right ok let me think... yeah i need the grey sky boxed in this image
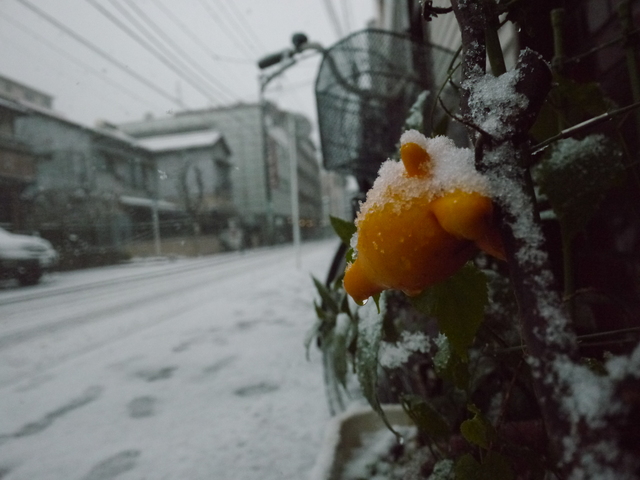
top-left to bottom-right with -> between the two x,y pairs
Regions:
0,0 -> 375,132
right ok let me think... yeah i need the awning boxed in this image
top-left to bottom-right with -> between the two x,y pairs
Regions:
119,195 -> 181,212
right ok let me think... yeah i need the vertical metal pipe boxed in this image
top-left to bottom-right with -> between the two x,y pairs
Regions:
288,113 -> 301,268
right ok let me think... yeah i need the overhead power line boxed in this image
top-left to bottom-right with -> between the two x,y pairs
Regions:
0,10 -> 158,110
118,0 -> 240,102
341,0 -> 353,33
153,0 -> 254,64
196,0 -> 258,59
14,0 -> 186,108
212,0 -> 264,54
0,29 -> 144,117
88,0 -> 225,105
321,0 -> 345,40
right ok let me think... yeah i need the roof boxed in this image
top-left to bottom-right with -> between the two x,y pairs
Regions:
0,95 -> 146,151
136,130 -> 223,153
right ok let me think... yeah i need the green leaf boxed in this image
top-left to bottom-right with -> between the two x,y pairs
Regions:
329,215 -> 356,246
583,356 -> 607,376
411,264 -> 488,359
432,111 -> 451,137
372,293 -> 381,313
460,404 -> 496,449
401,394 -> 450,440
339,291 -> 351,316
313,301 -> 332,323
535,134 -> 625,240
481,452 -> 514,480
454,454 -> 481,480
312,275 -> 340,315
433,335 -> 469,390
454,452 -> 514,480
345,247 -> 355,264
304,318 -> 322,360
356,301 -> 400,439
331,314 -> 351,387
430,459 -> 455,480
403,90 -> 429,132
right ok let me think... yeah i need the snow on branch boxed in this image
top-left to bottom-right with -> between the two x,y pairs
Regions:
451,1 -> 640,478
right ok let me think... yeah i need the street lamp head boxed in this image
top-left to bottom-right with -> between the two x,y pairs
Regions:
291,32 -> 308,51
257,50 -> 287,70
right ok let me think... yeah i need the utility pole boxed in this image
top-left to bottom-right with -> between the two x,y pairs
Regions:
152,168 -> 162,256
288,113 -> 301,268
257,33 -> 324,253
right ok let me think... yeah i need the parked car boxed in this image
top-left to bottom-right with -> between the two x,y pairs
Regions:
0,227 -> 58,285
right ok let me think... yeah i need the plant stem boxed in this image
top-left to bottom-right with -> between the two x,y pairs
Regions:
529,100 -> 640,157
617,0 -> 640,190
551,8 -> 566,75
551,8 -> 568,137
618,0 -> 640,125
484,8 -> 506,77
561,229 -> 576,324
451,1 -> 636,475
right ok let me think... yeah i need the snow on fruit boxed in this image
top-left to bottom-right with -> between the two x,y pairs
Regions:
343,130 -> 505,305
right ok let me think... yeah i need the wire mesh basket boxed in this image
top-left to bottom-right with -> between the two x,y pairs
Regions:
315,29 -> 456,185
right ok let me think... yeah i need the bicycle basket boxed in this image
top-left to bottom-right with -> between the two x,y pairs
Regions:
315,29 -> 452,184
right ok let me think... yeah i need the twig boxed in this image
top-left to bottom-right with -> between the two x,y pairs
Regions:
530,100 -> 640,157
562,28 -> 640,66
420,1 -> 453,21
429,62 -> 461,133
496,359 -> 524,430
438,97 -> 493,140
577,327 -> 640,341
496,327 -> 640,353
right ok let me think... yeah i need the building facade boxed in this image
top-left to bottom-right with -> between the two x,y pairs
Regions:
136,129 -> 235,238
118,102 -> 324,245
0,71 -> 246,263
12,108 -> 160,253
0,98 -> 36,230
0,73 -> 53,110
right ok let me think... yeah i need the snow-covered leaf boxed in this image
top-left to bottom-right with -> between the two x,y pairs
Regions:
356,300 -> 400,438
403,90 -> 430,132
536,134 -> 624,240
433,335 -> 469,390
331,313 -> 351,387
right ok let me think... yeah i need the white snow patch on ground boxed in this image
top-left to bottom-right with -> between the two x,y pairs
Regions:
0,240 -> 338,480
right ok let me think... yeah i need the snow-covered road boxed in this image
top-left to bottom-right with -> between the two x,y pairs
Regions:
0,240 -> 340,480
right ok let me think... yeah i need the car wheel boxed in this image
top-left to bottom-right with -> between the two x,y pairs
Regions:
17,267 -> 42,286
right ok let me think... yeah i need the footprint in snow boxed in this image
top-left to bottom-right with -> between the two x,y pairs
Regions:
234,382 -> 279,397
81,450 -> 140,480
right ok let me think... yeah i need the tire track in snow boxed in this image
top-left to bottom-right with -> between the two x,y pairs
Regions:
0,249 -> 293,351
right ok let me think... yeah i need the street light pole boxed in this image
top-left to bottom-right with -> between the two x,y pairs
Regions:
258,53 -> 296,246
257,33 -> 324,255
152,166 -> 162,256
287,113 -> 301,268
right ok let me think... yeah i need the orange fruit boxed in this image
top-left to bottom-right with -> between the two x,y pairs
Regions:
343,132 -> 504,305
